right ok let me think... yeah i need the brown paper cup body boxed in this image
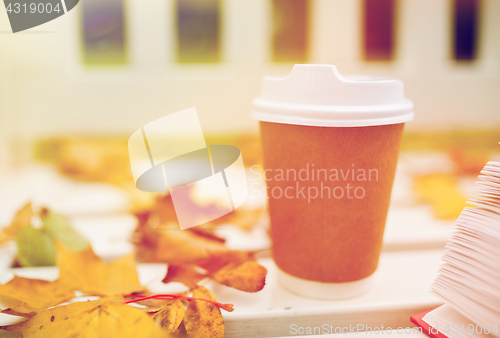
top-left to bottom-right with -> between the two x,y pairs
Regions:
260,121 -> 404,283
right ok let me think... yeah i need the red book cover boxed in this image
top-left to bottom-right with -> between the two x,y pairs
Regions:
411,308 -> 449,338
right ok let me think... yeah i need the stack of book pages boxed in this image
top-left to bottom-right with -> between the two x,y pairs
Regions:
424,161 -> 500,338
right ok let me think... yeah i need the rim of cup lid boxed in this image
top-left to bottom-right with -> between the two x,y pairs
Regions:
276,267 -> 373,300
252,64 -> 414,128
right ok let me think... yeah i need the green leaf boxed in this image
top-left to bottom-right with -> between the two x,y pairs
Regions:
41,211 -> 88,251
16,227 -> 56,267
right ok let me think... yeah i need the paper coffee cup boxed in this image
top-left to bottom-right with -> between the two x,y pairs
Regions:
252,65 -> 413,299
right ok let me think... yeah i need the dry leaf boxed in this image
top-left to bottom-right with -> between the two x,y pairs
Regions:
5,204 -> 88,267
57,244 -> 144,296
1,303 -> 37,318
9,203 -> 33,231
413,174 -> 467,219
0,276 -> 74,310
42,137 -> 132,185
125,293 -> 233,313
160,250 -> 267,293
153,300 -> 185,333
162,264 -> 207,287
184,286 -> 224,338
0,329 -> 22,338
134,225 -> 227,264
212,261 -> 267,293
134,296 -> 177,314
153,195 -> 182,225
0,203 -> 33,245
195,251 -> 256,274
3,300 -> 166,338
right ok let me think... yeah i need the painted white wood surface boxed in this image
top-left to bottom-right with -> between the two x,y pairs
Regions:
221,251 -> 443,337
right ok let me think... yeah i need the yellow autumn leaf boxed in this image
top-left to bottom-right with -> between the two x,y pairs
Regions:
0,276 -> 74,310
0,203 -> 33,244
184,286 -> 224,338
57,243 -> 144,296
134,296 -> 177,314
153,300 -> 185,333
3,300 -> 167,338
0,329 -> 22,338
413,174 -> 467,219
212,261 -> 267,292
10,203 -> 33,230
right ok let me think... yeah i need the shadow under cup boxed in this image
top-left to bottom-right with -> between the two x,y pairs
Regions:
260,121 -> 405,299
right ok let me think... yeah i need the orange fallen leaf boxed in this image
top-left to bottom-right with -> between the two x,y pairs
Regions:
134,224 -> 227,264
183,286 -> 224,338
212,261 -> 267,293
162,264 -> 207,287
3,299 -> 166,338
195,251 -> 256,274
160,251 -> 267,293
0,276 -> 74,310
57,243 -> 144,296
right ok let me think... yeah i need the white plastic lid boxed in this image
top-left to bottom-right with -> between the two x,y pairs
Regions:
252,64 -> 414,127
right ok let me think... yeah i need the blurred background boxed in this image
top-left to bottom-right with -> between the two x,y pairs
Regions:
0,0 -> 499,261
0,0 -> 499,164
